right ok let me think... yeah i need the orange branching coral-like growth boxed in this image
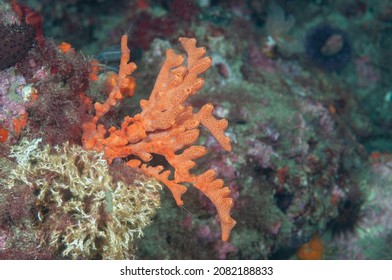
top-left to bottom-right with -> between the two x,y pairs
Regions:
82,34 -> 236,241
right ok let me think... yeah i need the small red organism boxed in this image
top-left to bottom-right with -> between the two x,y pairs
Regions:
12,111 -> 29,136
58,42 -> 75,54
0,126 -> 9,143
276,166 -> 289,185
11,0 -> 44,46
137,0 -> 149,10
88,59 -> 100,81
297,235 -> 324,260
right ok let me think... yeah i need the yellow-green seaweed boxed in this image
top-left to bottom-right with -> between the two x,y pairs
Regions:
5,139 -> 162,259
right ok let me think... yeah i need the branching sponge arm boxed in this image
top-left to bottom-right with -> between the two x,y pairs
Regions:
82,34 -> 236,241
